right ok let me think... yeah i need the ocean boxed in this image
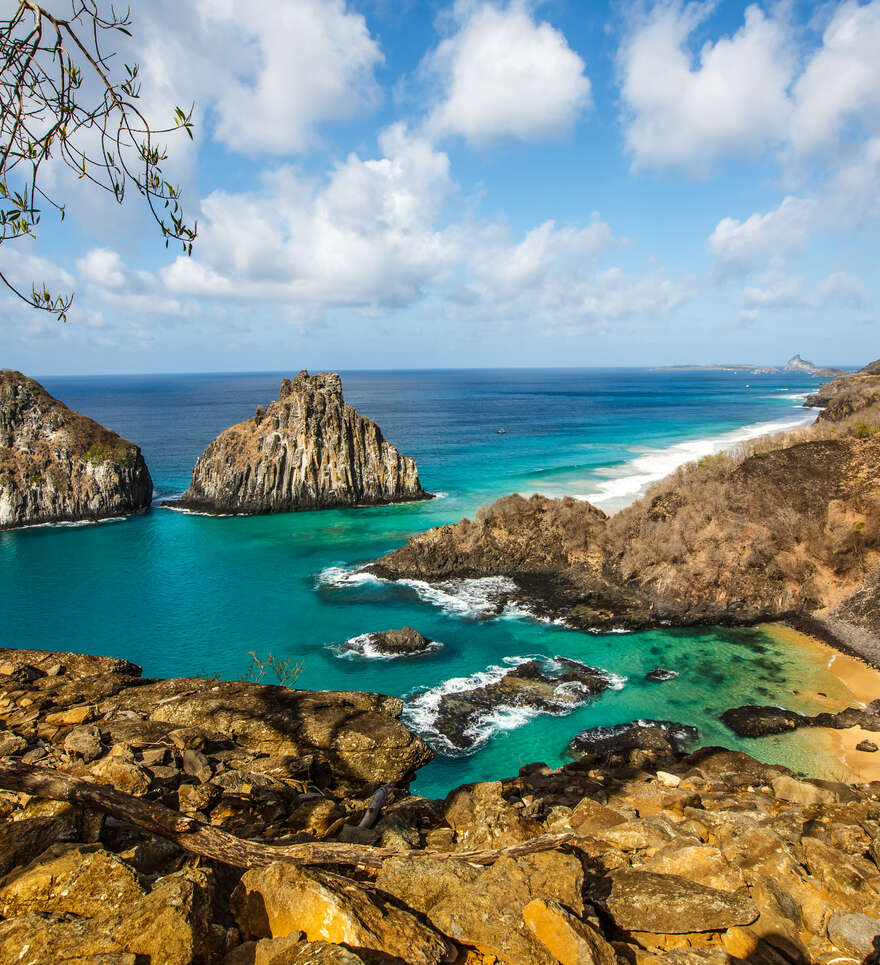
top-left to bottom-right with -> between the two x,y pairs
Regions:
1,368 -> 849,796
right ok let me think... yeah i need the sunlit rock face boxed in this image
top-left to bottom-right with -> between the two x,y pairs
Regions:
170,371 -> 430,515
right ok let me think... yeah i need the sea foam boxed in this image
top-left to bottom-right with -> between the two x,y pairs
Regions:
576,410 -> 817,511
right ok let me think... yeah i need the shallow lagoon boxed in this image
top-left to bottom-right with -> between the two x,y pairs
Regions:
2,368 -> 840,796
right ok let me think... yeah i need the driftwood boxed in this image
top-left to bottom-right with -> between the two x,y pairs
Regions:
0,761 -> 572,870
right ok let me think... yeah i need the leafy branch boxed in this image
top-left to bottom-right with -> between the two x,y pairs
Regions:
0,1 -> 197,320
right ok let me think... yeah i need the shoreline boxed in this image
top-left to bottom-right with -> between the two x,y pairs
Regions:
763,622 -> 880,784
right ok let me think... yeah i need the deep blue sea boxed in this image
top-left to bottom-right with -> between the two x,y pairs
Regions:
1,368 -> 850,795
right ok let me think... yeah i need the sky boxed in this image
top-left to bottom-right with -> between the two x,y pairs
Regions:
2,0 -> 878,375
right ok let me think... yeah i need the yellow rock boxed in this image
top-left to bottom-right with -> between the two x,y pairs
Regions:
44,704 -> 95,726
523,898 -> 617,965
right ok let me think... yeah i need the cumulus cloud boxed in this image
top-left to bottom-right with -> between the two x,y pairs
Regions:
77,249 -> 126,289
790,0 -> 880,156
619,2 -> 794,171
708,196 -> 818,275
135,0 -> 383,156
424,1 -> 591,145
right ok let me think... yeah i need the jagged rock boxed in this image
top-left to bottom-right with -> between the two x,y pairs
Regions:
593,870 -> 759,934
231,862 -> 452,965
645,667 -> 679,682
0,369 -> 153,529
857,739 -> 879,752
0,843 -> 144,918
569,720 -> 698,759
431,658 -> 613,752
374,854 -> 483,916
167,371 -> 429,515
63,725 -> 104,762
720,702 -> 880,737
522,898 -> 618,965
636,844 -> 746,893
0,814 -> 77,877
443,779 -> 542,849
428,852 -> 583,965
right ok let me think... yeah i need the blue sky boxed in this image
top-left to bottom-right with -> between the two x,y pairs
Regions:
2,0 -> 878,374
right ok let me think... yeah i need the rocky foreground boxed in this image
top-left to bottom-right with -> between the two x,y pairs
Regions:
0,370 -> 153,529
373,360 -> 880,653
167,372 -> 429,515
1,648 -> 880,963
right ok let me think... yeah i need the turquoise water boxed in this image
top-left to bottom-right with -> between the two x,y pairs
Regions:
1,369 -> 842,795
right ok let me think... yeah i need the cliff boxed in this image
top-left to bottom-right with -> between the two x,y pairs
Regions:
0,648 -> 878,964
375,366 -> 880,645
0,370 -> 153,530
806,359 -> 880,422
168,371 -> 430,515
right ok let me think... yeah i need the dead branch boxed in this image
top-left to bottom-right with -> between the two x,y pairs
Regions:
0,761 -> 573,870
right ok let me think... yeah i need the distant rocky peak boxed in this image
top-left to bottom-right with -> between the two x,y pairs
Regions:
784,354 -> 815,371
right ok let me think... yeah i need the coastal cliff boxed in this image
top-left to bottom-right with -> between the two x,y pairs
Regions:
168,371 -> 429,515
375,362 -> 880,646
0,370 -> 153,530
0,648 -> 878,964
805,358 -> 880,422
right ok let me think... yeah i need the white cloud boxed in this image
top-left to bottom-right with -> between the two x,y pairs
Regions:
77,249 -> 126,289
741,270 -> 865,311
790,0 -> 880,155
425,1 -> 591,145
135,0 -> 383,156
161,124 -> 459,312
708,196 -> 818,275
619,2 -> 794,171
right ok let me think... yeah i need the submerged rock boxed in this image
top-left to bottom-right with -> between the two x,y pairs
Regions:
0,370 -> 153,529
167,371 -> 430,515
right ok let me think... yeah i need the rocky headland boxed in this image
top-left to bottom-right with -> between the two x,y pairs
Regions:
372,361 -> 880,659
1,647 -> 880,963
167,372 -> 430,515
0,370 -> 153,529
805,358 -> 880,423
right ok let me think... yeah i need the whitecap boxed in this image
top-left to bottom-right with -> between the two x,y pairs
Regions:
403,655 -> 626,756
315,565 -> 381,589
394,575 -> 517,618
574,410 -> 817,511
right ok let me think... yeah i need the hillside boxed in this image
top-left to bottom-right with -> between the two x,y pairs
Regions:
376,364 -> 880,651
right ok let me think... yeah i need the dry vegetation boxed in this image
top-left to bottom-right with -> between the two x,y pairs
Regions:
379,372 -> 880,630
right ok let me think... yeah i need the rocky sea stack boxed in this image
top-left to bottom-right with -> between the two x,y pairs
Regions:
0,370 -> 153,530
168,371 -> 430,515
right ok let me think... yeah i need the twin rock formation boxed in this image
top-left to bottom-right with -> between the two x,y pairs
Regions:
169,371 -> 429,515
0,369 -> 427,529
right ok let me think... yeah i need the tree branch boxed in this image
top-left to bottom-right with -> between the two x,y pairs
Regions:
0,761 -> 573,871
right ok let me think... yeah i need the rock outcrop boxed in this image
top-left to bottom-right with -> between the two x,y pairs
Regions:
783,354 -> 845,378
0,370 -> 153,529
1,652 -> 880,964
167,371 -> 429,515
374,369 -> 880,649
720,700 -> 880,738
339,626 -> 440,658
805,358 -> 880,421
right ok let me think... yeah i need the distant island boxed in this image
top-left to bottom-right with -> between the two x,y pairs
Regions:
657,354 -> 847,378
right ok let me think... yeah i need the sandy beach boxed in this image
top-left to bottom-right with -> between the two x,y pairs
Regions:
766,623 -> 880,783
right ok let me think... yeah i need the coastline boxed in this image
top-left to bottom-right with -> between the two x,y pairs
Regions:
762,622 -> 880,783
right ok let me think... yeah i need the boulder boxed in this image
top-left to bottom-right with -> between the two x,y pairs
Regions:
443,779 -> 542,849
231,862 -> 451,965
0,843 -> 144,918
224,940 -> 368,965
569,720 -> 698,758
341,627 -> 439,658
374,854 -> 482,916
594,870 -> 759,934
428,852 -> 583,965
522,898 -> 618,965
63,725 -> 104,762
